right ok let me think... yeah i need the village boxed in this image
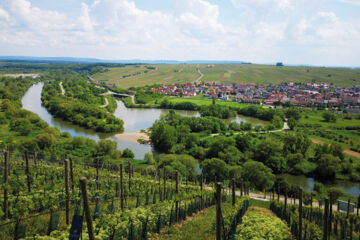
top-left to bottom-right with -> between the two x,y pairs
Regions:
145,81 -> 360,106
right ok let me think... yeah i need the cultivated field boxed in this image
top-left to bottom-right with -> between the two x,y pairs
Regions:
92,64 -> 360,88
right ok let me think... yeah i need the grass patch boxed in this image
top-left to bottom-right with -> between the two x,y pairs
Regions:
249,199 -> 270,209
153,205 -> 217,240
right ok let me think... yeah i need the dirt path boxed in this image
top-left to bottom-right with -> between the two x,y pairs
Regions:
310,138 -> 360,159
59,82 -> 65,95
99,97 -> 109,108
212,121 -> 289,137
193,68 -> 203,83
151,206 -> 216,240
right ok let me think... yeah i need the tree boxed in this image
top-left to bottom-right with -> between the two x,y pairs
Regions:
150,121 -> 178,152
322,111 -> 336,122
95,139 -> 117,157
283,133 -> 311,155
242,161 -> 274,191
159,154 -> 198,179
207,136 -> 236,158
10,118 -> 32,136
235,135 -> 251,152
271,115 -> 284,129
285,109 -> 301,120
35,133 -> 57,149
122,148 -> 135,159
287,117 -> 298,130
201,158 -> 228,182
254,138 -> 284,172
317,154 -> 341,180
144,153 -> 154,164
219,146 -> 243,165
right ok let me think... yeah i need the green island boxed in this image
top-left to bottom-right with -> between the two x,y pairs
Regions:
1,61 -> 360,240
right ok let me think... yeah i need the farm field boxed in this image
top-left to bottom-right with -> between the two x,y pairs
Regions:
92,64 -> 200,89
92,64 -> 360,88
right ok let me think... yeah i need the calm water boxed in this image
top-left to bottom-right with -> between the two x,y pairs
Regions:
279,174 -> 360,197
22,82 -> 152,160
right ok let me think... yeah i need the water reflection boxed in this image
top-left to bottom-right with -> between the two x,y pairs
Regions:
279,174 -> 360,197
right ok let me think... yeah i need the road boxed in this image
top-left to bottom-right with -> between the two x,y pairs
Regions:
206,186 -> 354,213
193,68 -> 203,83
59,82 -> 65,95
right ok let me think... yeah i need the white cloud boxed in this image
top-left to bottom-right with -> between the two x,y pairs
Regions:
340,0 -> 360,5
0,0 -> 359,66
231,0 -> 293,11
0,5 -> 9,21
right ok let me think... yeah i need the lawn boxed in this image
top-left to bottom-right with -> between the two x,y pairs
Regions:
93,64 -> 360,89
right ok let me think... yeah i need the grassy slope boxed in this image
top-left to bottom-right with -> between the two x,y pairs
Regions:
93,64 -> 199,89
297,110 -> 360,152
93,64 -> 360,88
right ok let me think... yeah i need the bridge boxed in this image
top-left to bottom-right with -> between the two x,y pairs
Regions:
101,90 -> 136,104
101,91 -> 132,98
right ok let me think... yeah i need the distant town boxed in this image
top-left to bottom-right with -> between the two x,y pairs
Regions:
139,82 -> 360,106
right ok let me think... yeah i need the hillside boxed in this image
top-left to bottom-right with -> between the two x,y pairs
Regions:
92,64 -> 360,88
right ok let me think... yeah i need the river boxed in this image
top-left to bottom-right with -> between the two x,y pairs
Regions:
22,82 -> 264,160
22,82 -> 360,196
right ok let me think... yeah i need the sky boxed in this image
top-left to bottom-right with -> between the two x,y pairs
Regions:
0,0 -> 359,66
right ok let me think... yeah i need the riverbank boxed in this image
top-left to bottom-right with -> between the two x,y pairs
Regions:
114,130 -> 150,144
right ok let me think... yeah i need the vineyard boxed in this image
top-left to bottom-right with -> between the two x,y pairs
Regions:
0,151 -> 251,240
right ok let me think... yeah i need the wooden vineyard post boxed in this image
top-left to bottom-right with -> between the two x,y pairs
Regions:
277,185 -> 280,201
25,151 -> 31,192
158,169 -> 162,201
120,163 -> 124,211
96,159 -> 99,190
64,159 -> 70,225
3,151 -> 8,220
200,174 -> 203,209
163,168 -> 166,201
216,183 -> 222,240
299,188 -> 303,240
69,158 -> 74,190
284,187 -> 288,212
323,198 -> 329,240
357,195 -> 360,216
232,178 -> 236,206
80,178 -> 95,240
175,171 -> 179,223
128,161 -> 131,191
347,198 -> 351,218
329,193 -> 333,239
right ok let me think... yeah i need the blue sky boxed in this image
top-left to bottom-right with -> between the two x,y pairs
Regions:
0,0 -> 359,66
